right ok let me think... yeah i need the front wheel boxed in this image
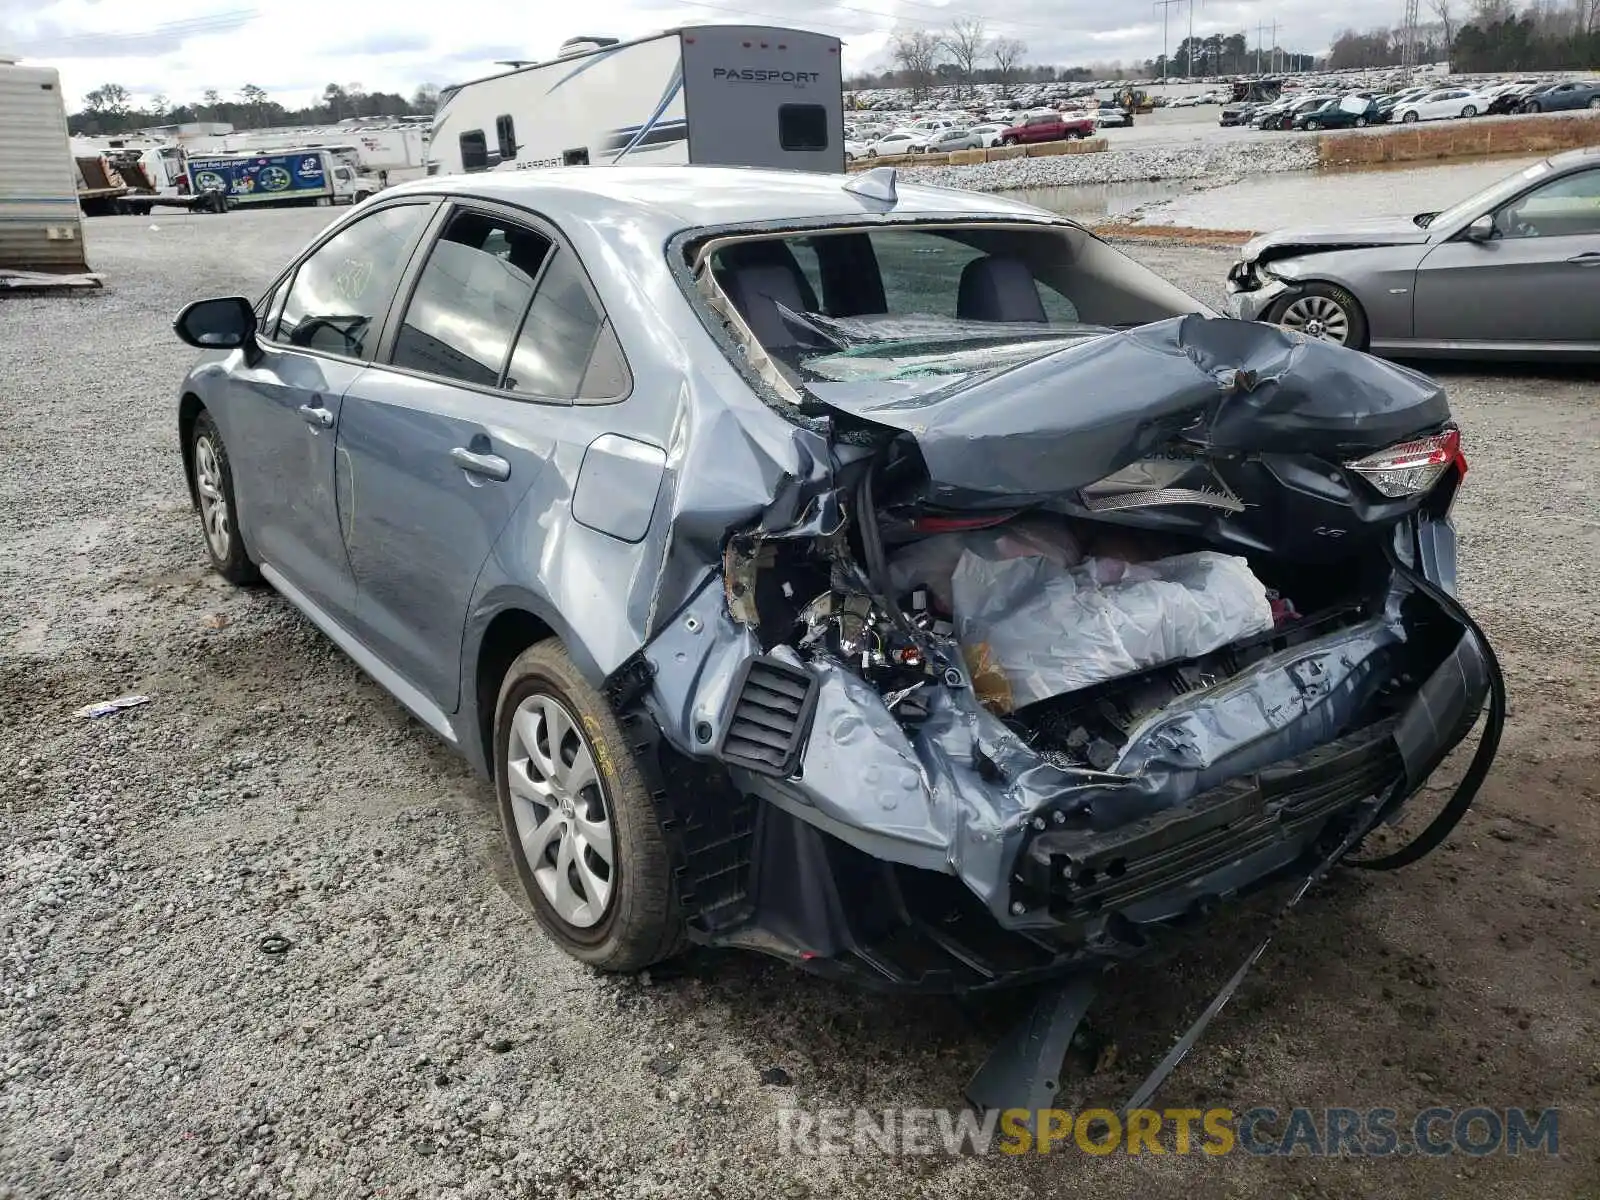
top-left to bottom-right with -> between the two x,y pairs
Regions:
1588,97 -> 1600,110
866,148 -> 878,158
1304,120 -> 1320,131
1355,116 -> 1369,127
1461,105 -> 1478,118
495,640 -> 685,972
1402,110 -> 1420,124
1272,282 -> 1369,351
190,410 -> 260,585
1002,136 -> 1019,146
1523,102 -> 1541,114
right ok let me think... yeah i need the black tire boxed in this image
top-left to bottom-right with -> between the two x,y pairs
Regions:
1523,102 -> 1540,114
189,410 -> 260,585
1002,136 -> 1018,146
1355,116 -> 1369,127
494,640 -> 685,972
1305,120 -> 1320,131
866,148 -> 878,158
1271,281 -> 1370,352
1588,97 -> 1600,110
1402,110 -> 1420,123
1462,105 -> 1478,118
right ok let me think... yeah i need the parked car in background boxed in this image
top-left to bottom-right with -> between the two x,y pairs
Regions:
171,165 -> 1500,995
1228,147 -> 1600,359
970,122 -> 1008,147
1258,95 -> 1335,130
1000,111 -> 1096,144
866,131 -> 919,157
1522,79 -> 1600,112
1092,105 -> 1133,128
913,127 -> 985,154
1293,96 -> 1381,130
844,139 -> 868,163
1393,88 -> 1486,123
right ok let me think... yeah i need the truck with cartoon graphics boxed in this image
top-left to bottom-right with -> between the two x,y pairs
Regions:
185,149 -> 377,207
426,26 -> 844,177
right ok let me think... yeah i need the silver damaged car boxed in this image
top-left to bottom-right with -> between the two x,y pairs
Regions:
174,166 -> 1501,1009
1228,147 -> 1600,359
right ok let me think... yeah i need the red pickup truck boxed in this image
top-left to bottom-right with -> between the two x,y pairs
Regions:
1000,112 -> 1096,145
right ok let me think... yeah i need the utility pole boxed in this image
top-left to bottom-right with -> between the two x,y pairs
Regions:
1187,0 -> 1197,81
1271,18 -> 1280,74
1155,0 -> 1183,82
1401,0 -> 1422,81
1256,20 -> 1264,75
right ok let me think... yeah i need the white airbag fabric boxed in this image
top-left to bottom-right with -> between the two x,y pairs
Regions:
951,550 -> 1275,711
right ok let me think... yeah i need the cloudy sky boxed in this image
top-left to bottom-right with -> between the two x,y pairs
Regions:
3,0 -> 1390,110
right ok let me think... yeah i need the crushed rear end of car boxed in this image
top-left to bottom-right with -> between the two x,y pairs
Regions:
603,219 -> 1500,996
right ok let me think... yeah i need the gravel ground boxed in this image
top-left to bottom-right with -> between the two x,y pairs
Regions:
2,208 -> 1598,1200
900,138 -> 1321,192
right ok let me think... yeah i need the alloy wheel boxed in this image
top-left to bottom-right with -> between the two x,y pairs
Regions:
193,435 -> 231,561
1279,295 -> 1351,344
506,693 -> 614,929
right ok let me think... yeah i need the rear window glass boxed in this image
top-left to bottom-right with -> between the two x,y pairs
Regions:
779,104 -> 828,152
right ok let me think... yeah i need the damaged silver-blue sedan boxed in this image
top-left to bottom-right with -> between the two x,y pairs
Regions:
173,167 -> 1501,1016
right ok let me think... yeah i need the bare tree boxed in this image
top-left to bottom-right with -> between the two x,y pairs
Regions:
1429,0 -> 1457,51
941,18 -> 988,95
890,27 -> 943,100
991,37 -> 1027,93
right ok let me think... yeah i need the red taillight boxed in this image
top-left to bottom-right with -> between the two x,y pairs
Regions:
1344,428 -> 1463,497
909,512 -> 1017,533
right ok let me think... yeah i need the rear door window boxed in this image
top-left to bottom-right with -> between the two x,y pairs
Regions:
504,249 -> 611,401
390,211 -> 552,387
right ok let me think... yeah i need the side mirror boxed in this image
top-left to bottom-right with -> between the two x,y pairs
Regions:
174,296 -> 256,349
1465,214 -> 1496,242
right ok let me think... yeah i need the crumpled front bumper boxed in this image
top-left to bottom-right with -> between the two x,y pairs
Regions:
1226,261 -> 1295,323
620,517 -> 1495,992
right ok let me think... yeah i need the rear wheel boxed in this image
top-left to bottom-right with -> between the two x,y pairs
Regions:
1589,97 -> 1600,110
1461,105 -> 1478,118
1304,119 -> 1320,131
1272,283 -> 1369,351
1355,116 -> 1370,127
1002,136 -> 1018,146
494,640 -> 684,972
1523,102 -> 1541,114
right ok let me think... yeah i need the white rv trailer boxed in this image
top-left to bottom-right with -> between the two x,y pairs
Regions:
428,26 -> 844,176
0,59 -> 93,285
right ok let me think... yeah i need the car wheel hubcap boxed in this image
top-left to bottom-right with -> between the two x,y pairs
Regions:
506,693 -> 614,929
1280,296 -> 1350,344
194,436 -> 230,559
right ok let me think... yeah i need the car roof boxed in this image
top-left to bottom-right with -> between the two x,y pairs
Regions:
383,166 -> 1065,237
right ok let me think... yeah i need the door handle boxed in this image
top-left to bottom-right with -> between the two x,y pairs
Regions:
451,446 -> 510,481
298,403 -> 334,429
1567,252 -> 1600,266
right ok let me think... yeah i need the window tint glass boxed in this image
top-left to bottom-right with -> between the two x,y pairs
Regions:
460,130 -> 488,172
1501,169 -> 1600,238
578,321 -> 631,402
392,211 -> 551,386
275,204 -> 430,358
505,249 -> 603,399
779,104 -> 828,151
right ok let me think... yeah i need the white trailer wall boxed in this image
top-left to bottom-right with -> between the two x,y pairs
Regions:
0,61 -> 89,274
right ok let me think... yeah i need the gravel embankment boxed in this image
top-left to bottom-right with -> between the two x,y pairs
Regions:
900,139 -> 1321,191
2,209 -> 1597,1200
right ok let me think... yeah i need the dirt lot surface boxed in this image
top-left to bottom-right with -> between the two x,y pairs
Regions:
2,208 -> 1597,1199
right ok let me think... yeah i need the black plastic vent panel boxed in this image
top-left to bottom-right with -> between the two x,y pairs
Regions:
718,656 -> 819,777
